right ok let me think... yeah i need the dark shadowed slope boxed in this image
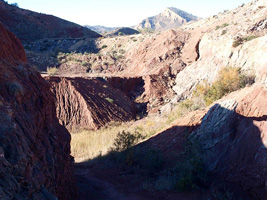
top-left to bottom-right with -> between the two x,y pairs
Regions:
0,1 -> 101,43
105,27 -> 140,37
0,22 -> 76,200
85,25 -> 117,34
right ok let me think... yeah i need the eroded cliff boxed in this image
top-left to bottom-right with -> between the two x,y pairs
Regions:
46,77 -> 136,131
0,23 -> 76,200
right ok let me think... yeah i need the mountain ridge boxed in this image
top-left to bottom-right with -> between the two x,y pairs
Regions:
135,7 -> 198,31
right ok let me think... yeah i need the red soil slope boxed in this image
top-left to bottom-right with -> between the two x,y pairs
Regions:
46,77 -> 136,131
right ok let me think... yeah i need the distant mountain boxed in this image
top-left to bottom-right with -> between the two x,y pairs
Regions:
0,1 -> 101,43
104,27 -> 139,37
85,25 -> 117,34
135,7 -> 198,31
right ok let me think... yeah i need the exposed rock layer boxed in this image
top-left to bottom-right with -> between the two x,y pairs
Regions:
192,86 -> 267,200
0,23 -> 75,200
46,77 -> 136,131
125,30 -> 189,76
145,85 -> 267,199
0,22 -> 27,63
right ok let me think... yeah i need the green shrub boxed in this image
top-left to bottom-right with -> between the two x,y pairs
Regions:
81,62 -> 91,68
233,35 -> 258,47
216,23 -> 229,30
221,30 -> 227,35
101,45 -> 108,49
47,67 -> 58,76
222,23 -> 229,28
194,67 -> 255,105
109,130 -> 143,152
105,97 -> 114,103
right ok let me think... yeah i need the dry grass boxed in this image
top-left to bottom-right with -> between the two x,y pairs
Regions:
71,100 -> 198,163
47,67 -> 58,76
71,117 -> 166,162
71,124 -> 124,163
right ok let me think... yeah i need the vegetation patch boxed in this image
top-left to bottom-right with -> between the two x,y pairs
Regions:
90,129 -> 207,193
105,97 -> 114,103
47,67 -> 58,76
215,23 -> 229,30
101,45 -> 108,49
232,35 -> 258,47
108,130 -> 144,152
193,67 -> 255,105
221,30 -> 227,35
92,130 -> 163,172
71,97 -> 204,162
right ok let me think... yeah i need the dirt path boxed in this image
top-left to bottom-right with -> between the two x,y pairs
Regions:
75,166 -> 146,200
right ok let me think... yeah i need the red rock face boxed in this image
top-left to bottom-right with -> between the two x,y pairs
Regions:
106,77 -> 145,100
0,23 -> 75,199
121,30 -> 188,113
125,30 -> 189,76
46,77 -> 136,131
0,22 -> 27,63
106,73 -> 177,114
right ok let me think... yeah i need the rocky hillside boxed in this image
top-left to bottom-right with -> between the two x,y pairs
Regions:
0,1 -> 101,43
0,23 -> 76,199
53,29 -> 191,114
172,0 -> 267,102
143,85 -> 267,199
104,27 -> 140,37
135,7 -> 198,31
46,77 -> 136,131
85,25 -> 117,34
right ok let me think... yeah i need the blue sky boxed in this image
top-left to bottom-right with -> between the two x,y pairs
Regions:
7,0 -> 252,27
